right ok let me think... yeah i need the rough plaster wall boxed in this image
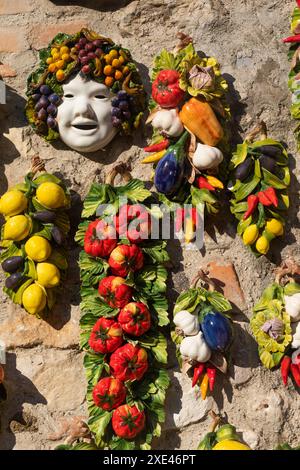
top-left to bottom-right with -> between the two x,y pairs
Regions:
0,0 -> 299,450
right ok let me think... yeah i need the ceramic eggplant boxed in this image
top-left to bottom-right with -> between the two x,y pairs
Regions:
200,310 -> 232,352
154,131 -> 189,195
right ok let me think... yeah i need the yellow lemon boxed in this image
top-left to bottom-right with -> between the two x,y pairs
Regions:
22,283 -> 47,315
213,440 -> 251,451
266,219 -> 284,237
256,236 -> 269,255
25,236 -> 52,262
3,215 -> 31,241
36,182 -> 65,209
0,190 -> 28,216
242,224 -> 259,245
36,262 -> 60,288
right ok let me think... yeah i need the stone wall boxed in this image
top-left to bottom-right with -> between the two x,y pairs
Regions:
0,0 -> 299,450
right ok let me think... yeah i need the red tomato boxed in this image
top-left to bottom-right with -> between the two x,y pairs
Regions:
112,404 -> 145,439
92,377 -> 126,411
88,317 -> 123,354
109,343 -> 148,382
84,219 -> 117,258
98,276 -> 133,309
152,69 -> 185,108
118,302 -> 151,336
108,244 -> 144,277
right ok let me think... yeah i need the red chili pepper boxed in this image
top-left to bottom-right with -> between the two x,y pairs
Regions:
282,34 -> 300,43
192,363 -> 205,388
243,194 -> 259,220
144,139 -> 170,153
257,191 -> 272,206
280,356 -> 291,387
297,0 -> 300,8
190,207 -> 199,227
197,176 -> 215,191
206,366 -> 216,392
175,207 -> 185,232
264,187 -> 278,207
290,363 -> 300,387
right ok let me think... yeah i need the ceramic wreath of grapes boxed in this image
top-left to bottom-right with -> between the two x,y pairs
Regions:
25,29 -> 146,153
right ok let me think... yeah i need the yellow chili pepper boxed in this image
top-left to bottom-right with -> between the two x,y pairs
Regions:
200,373 -> 209,400
184,217 -> 195,243
206,175 -> 224,189
141,150 -> 166,164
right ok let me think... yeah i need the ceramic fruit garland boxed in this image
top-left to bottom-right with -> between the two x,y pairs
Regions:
197,411 -> 251,450
283,0 -> 300,148
0,158 -> 70,317
172,268 -> 233,400
250,259 -> 300,389
25,28 -> 145,142
143,33 -> 230,243
229,122 -> 290,256
75,167 -> 170,450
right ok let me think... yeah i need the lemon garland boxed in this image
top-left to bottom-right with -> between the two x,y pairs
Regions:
0,164 -> 70,317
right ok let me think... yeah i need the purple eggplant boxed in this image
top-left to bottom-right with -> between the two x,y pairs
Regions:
235,158 -> 253,181
253,145 -> 281,159
5,272 -> 24,290
51,226 -> 64,245
200,310 -> 232,352
2,256 -> 24,273
258,154 -> 276,173
154,131 -> 189,196
33,210 -> 56,223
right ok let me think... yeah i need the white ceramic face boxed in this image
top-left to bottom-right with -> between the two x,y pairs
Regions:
56,73 -> 118,152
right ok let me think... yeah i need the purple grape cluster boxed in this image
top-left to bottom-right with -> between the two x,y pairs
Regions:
111,90 -> 133,128
32,85 -> 60,129
74,37 -> 103,75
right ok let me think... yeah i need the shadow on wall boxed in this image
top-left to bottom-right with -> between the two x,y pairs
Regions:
0,85 -> 27,193
0,353 -> 47,450
50,0 -> 133,12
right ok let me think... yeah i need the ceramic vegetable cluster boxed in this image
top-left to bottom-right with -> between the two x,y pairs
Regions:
197,411 -> 251,451
250,259 -> 300,389
25,28 -> 145,144
0,158 -> 70,317
284,0 -> 300,148
171,269 -> 233,400
75,173 -> 170,450
143,33 -> 230,243
229,123 -> 289,256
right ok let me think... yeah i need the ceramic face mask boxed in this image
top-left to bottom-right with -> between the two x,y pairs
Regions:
56,73 -> 117,152
25,29 -> 145,152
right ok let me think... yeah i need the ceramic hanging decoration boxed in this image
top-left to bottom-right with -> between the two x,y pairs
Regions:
74,167 -> 170,450
283,0 -> 300,149
229,122 -> 290,256
25,29 -> 146,152
0,158 -> 70,317
172,268 -> 234,401
197,411 -> 251,450
250,259 -> 300,389
143,33 -> 230,244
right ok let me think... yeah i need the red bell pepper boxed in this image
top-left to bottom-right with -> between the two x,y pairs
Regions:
192,363 -> 205,387
243,194 -> 259,220
144,139 -> 170,153
197,176 -> 215,191
290,363 -> 300,387
280,356 -> 291,387
206,366 -> 217,392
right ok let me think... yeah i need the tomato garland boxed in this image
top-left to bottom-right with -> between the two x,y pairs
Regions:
75,177 -> 170,450
0,158 -> 70,317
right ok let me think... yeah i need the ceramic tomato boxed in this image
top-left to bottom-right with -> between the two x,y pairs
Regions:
92,377 -> 126,411
98,276 -> 133,309
112,404 -> 145,439
152,69 -> 184,108
88,317 -> 123,354
84,219 -> 117,258
118,302 -> 151,336
114,204 -> 151,243
109,343 -> 148,381
108,244 -> 144,277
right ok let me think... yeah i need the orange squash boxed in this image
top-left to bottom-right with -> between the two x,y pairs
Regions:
179,97 -> 224,146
